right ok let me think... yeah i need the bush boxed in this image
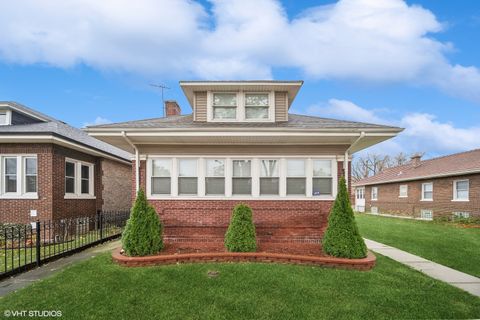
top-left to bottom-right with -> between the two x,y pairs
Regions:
122,189 -> 163,256
322,176 -> 367,259
225,203 -> 257,252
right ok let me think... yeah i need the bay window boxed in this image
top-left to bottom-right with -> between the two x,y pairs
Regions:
260,159 -> 279,195
151,159 -> 171,195
64,159 -> 94,198
312,160 -> 332,196
245,94 -> 269,120
206,159 -> 225,195
213,93 -> 237,120
178,159 -> 197,195
287,159 -> 305,195
232,160 -> 251,195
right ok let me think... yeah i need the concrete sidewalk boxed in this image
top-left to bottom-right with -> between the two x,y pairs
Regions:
0,240 -> 120,298
365,238 -> 480,298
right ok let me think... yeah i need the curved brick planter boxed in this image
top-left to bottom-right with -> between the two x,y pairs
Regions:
112,248 -> 376,271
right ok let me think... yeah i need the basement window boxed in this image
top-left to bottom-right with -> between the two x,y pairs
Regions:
420,209 -> 433,220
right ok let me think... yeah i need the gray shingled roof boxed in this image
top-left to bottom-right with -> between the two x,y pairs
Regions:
0,102 -> 131,161
87,114 -> 399,130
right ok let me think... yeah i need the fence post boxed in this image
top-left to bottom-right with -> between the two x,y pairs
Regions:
98,212 -> 103,241
35,221 -> 41,267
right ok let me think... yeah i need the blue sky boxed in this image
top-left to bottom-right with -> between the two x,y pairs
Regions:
0,0 -> 479,158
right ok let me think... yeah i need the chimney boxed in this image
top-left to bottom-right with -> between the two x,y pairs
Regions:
165,100 -> 181,117
410,153 -> 422,167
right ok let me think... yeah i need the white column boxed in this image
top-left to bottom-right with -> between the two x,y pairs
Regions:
279,158 -> 287,197
252,158 -> 260,197
198,158 -> 205,196
171,158 -> 178,196
225,158 -> 232,197
306,158 -> 313,198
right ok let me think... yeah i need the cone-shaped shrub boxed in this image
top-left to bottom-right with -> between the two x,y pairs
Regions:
322,176 -> 367,259
225,203 -> 257,252
122,189 -> 163,256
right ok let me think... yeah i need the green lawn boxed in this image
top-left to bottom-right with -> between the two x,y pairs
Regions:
356,213 -> 480,277
1,253 -> 479,319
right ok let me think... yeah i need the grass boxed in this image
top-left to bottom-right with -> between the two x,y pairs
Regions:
356,213 -> 480,277
1,253 -> 479,319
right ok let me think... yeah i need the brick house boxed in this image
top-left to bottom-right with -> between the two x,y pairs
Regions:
0,102 -> 132,224
353,150 -> 480,220
86,80 -> 401,249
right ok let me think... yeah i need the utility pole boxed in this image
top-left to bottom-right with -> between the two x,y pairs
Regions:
150,83 -> 170,117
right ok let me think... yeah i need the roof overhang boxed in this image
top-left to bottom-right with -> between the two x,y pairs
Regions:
0,133 -> 131,165
179,81 -> 304,109
87,128 -> 399,155
0,102 -> 54,122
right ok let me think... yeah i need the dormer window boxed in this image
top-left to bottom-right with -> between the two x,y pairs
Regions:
0,110 -> 11,125
245,93 -> 269,120
213,93 -> 237,120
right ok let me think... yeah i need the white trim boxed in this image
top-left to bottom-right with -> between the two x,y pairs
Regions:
64,158 -> 95,199
421,182 -> 433,201
399,184 -> 408,198
0,154 -> 38,199
0,110 -> 12,125
371,186 -> 378,201
453,179 -> 469,201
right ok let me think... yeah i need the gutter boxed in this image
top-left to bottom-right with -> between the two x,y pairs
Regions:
122,131 -> 139,193
344,132 -> 366,188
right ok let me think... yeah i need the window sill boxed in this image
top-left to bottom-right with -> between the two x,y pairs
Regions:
398,196 -> 408,198
64,194 -> 96,200
420,199 -> 433,202
371,199 -> 378,201
452,199 -> 469,202
0,194 -> 39,200
147,195 -> 335,201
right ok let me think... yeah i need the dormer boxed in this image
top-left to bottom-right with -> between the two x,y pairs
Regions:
0,102 -> 54,126
180,80 -> 303,123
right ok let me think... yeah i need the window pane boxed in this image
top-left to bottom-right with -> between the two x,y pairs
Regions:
65,177 -> 75,193
313,160 -> 331,177
26,158 -> 37,175
245,94 -> 268,106
260,160 -> 278,177
5,158 -> 17,174
206,177 -> 225,195
213,107 -> 236,119
457,181 -> 468,191
206,159 -> 224,177
152,159 -> 171,177
233,160 -> 251,177
424,183 -> 432,192
6,175 -> 17,193
287,178 -> 305,195
81,179 -> 89,194
232,178 -> 251,195
66,162 -> 75,177
287,160 -> 305,176
26,176 -> 37,193
81,165 -> 89,179
260,177 -> 279,195
152,177 -> 170,194
313,178 -> 332,196
179,177 -> 197,195
213,93 -> 236,106
245,107 -> 268,119
179,159 -> 197,176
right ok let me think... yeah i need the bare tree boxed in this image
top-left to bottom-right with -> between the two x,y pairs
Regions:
352,152 -> 420,182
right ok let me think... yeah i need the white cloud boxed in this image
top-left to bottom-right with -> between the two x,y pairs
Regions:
83,116 -> 112,128
306,98 -> 480,157
0,0 -> 479,102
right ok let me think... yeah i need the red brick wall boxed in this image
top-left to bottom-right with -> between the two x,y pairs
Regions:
363,173 -> 480,218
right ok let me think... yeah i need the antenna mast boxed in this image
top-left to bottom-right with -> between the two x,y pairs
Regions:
150,83 -> 170,117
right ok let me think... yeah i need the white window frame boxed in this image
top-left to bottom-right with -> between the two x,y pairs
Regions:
420,209 -> 433,221
371,187 -> 378,201
452,179 -> 469,201
453,211 -> 470,219
421,182 -> 433,201
177,158 -> 198,196
399,184 -> 408,198
0,154 -> 38,199
259,159 -> 280,196
207,91 -> 274,123
64,158 -> 95,199
146,155 -> 338,200
205,159 -> 226,196
0,110 -> 12,126
356,187 -> 365,200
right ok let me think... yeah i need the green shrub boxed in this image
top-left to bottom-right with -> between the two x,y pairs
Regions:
322,176 -> 367,259
122,189 -> 163,256
225,203 -> 257,252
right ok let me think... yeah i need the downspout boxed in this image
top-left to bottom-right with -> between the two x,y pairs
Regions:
344,131 -> 366,189
122,131 -> 139,192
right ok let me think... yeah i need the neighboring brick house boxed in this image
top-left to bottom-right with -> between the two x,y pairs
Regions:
86,80 -> 401,249
353,150 -> 480,220
0,102 -> 132,224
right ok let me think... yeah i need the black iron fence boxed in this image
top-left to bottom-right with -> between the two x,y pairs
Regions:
1,211 -> 130,279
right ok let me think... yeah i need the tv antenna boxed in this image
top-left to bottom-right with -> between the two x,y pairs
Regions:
150,83 -> 170,117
